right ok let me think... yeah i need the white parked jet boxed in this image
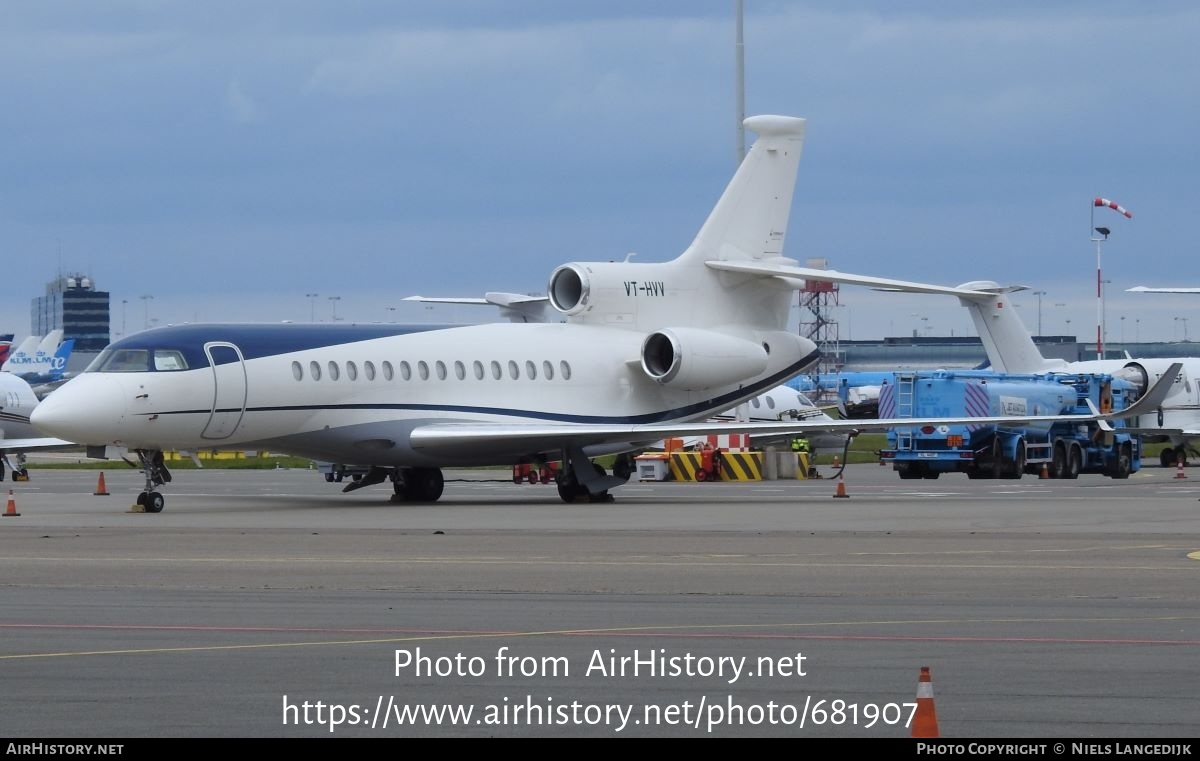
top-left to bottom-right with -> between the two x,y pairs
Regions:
30,116 -> 1163,511
0,372 -> 77,481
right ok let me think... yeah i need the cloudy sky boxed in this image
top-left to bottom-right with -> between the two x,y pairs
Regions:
3,1 -> 1198,344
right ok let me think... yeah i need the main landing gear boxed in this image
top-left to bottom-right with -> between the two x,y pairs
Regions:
1,453 -> 30,482
555,447 -> 630,503
133,449 -> 172,513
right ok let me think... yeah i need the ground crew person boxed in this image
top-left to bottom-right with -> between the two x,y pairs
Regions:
791,437 -> 817,478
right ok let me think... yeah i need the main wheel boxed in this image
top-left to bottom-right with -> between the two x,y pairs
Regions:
612,455 -> 634,481
990,439 -> 1004,479
407,468 -> 444,502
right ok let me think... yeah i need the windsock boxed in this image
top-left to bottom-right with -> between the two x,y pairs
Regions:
1093,197 -> 1133,218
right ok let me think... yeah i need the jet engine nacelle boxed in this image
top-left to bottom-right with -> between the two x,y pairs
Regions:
547,261 -> 684,326
1111,359 -> 1190,402
547,263 -> 594,317
641,327 -> 770,390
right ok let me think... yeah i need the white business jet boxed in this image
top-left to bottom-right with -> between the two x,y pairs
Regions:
0,372 -> 77,481
30,116 -> 1164,511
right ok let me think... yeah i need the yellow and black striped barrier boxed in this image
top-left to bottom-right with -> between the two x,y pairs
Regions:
668,451 -> 763,481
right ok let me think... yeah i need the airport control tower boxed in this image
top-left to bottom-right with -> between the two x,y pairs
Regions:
31,274 -> 111,352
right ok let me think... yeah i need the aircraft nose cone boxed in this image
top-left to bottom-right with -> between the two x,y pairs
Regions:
31,375 -> 126,443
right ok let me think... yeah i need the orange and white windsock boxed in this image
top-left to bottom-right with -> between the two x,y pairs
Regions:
1094,197 -> 1133,218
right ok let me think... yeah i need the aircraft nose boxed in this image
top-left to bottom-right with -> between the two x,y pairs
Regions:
31,375 -> 127,444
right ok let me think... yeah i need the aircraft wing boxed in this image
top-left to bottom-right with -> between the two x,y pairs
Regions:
408,411 -> 1101,457
1128,286 -> 1200,294
410,363 -> 1181,457
0,437 -> 79,453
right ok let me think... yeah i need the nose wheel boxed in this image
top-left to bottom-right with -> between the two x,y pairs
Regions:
136,491 -> 166,513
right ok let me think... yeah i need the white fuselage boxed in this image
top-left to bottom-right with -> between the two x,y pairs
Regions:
33,322 -> 817,466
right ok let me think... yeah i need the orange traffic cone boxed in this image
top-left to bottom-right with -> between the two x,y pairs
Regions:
1175,457 -> 1187,479
1039,462 -> 1049,479
3,490 -> 19,517
833,473 -> 849,499
910,666 -> 940,738
93,472 -> 110,496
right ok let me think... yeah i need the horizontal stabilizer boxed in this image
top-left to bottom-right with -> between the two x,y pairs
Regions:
705,260 -> 1001,299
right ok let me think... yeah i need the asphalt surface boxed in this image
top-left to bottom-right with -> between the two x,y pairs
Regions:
1,464 -> 1198,738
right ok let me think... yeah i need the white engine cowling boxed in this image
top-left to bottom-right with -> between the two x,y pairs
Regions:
547,263 -> 591,316
641,328 -> 770,390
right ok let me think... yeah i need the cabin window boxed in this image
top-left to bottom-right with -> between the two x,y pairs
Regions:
435,361 -> 447,380
364,361 -> 376,381
454,361 -> 466,380
400,361 -> 411,381
751,398 -> 760,408
291,361 -> 303,381
508,360 -> 519,380
543,360 -> 554,380
766,397 -> 775,409
525,360 -> 537,380
346,361 -> 358,381
560,361 -> 572,381
382,361 -> 394,381
309,361 -> 322,381
327,361 -> 340,381
491,361 -> 502,380
418,361 -> 430,381
473,360 -> 484,380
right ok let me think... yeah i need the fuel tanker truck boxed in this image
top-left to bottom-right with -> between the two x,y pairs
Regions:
878,370 -> 1140,480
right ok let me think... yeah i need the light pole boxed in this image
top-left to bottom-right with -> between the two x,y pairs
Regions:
385,306 -> 397,322
121,299 -> 128,338
1185,317 -> 1190,342
1032,290 -> 1046,337
305,293 -> 319,322
1174,317 -> 1180,341
1120,315 -> 1126,345
1100,279 -> 1112,356
1091,197 -> 1133,359
1136,318 -> 1140,343
328,295 -> 342,322
140,294 -> 153,329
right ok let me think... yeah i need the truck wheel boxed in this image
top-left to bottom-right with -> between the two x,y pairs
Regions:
1051,443 -> 1067,479
1004,441 -> 1025,479
1065,445 -> 1082,479
1109,445 -> 1132,479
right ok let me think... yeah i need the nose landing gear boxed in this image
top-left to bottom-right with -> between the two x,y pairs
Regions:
133,449 -> 172,513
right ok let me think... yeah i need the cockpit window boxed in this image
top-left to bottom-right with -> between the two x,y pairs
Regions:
153,350 -> 188,371
88,348 -> 190,373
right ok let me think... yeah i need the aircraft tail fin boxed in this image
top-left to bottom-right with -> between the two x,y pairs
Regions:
1,335 -> 41,373
48,339 -> 75,380
676,116 -> 806,266
955,281 -> 1063,373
